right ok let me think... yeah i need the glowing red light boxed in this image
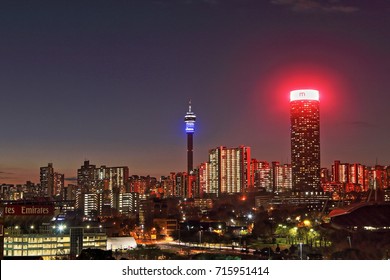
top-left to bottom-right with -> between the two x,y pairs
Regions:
290,89 -> 319,102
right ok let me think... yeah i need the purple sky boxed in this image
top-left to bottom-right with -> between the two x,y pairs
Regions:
1,0 -> 389,184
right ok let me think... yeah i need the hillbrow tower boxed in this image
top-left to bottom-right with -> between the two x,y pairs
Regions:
184,100 -> 196,174
290,89 -> 321,192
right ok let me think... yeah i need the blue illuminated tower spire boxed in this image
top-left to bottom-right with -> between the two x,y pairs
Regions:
184,100 -> 196,173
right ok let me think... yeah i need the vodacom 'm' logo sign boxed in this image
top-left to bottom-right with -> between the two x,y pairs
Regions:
290,89 -> 319,102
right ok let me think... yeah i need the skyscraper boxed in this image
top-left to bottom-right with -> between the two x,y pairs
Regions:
206,146 -> 251,196
290,89 -> 321,192
251,159 -> 272,191
77,160 -> 97,192
76,160 -> 129,216
53,172 -> 64,198
272,161 -> 292,193
184,100 -> 196,174
40,163 -> 54,198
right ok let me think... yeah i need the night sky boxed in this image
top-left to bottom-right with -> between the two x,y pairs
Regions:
1,0 -> 389,184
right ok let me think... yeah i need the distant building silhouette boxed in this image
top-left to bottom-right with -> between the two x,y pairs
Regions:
40,163 -> 54,198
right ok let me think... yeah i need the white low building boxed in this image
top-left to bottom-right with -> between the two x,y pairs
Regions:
107,237 -> 137,250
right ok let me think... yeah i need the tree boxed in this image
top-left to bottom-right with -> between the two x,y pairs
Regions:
252,211 -> 273,239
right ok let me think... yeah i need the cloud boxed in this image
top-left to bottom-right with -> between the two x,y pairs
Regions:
270,0 -> 359,13
346,121 -> 376,128
65,177 -> 78,182
153,0 -> 219,4
0,171 -> 15,180
183,0 -> 219,4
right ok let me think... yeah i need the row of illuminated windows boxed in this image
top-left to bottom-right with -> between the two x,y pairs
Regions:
84,236 -> 107,241
6,235 -> 105,242
6,237 -> 71,243
4,243 -> 71,249
5,241 -> 106,251
84,242 -> 106,247
4,249 -> 71,257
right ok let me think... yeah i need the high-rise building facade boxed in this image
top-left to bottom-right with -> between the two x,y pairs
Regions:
83,193 -> 98,218
330,160 -> 368,191
53,172 -> 64,198
174,172 -> 187,198
198,162 -> 208,197
76,161 -> 129,217
77,160 -> 97,192
119,192 -> 139,215
332,160 -> 350,184
96,165 -> 129,213
206,146 -> 251,196
251,159 -> 272,191
40,163 -> 54,198
159,174 -> 176,197
349,163 -> 366,186
290,89 -> 321,192
272,161 -> 292,193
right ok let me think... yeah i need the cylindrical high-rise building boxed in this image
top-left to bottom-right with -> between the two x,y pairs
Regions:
290,89 -> 321,192
184,100 -> 196,174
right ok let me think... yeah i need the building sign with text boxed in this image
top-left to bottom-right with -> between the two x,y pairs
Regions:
3,205 -> 55,216
290,89 -> 319,102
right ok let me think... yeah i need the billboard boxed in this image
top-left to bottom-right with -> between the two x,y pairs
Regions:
3,205 -> 55,216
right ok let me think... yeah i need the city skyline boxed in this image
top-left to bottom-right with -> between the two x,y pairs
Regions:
1,1 -> 390,184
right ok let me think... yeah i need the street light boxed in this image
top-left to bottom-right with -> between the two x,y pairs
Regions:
303,220 -> 311,227
58,224 -> 66,233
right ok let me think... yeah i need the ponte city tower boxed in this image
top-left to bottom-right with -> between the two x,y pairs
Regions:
290,89 -> 321,192
184,100 -> 196,174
